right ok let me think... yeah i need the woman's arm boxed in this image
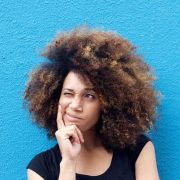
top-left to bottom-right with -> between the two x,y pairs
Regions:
135,141 -> 160,180
58,159 -> 76,180
27,169 -> 44,180
27,160 -> 76,180
27,159 -> 77,180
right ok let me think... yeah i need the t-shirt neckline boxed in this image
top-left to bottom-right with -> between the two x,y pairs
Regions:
76,149 -> 116,177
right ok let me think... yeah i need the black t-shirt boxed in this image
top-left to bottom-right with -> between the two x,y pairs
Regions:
27,134 -> 151,180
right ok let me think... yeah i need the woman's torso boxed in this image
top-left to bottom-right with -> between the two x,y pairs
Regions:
27,134 -> 151,180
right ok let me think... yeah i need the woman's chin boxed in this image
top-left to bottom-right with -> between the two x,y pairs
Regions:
64,119 -> 87,132
65,121 -> 81,128
65,121 -> 78,126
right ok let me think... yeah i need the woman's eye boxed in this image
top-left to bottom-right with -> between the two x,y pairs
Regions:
63,92 -> 73,96
85,94 -> 95,99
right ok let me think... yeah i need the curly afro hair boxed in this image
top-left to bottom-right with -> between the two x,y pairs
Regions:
24,26 -> 160,150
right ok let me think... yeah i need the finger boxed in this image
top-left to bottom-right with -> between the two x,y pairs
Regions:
70,125 -> 81,144
71,131 -> 80,144
57,125 -> 80,144
75,127 -> 84,143
56,104 -> 65,129
63,128 -> 80,144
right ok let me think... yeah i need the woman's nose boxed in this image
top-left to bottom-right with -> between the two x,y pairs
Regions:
69,96 -> 83,111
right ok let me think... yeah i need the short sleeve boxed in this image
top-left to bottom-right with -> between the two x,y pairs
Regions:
26,144 -> 61,180
127,134 -> 151,171
26,152 -> 49,179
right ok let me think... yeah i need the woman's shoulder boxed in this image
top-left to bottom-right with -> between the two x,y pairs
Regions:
125,134 -> 152,170
26,144 -> 61,179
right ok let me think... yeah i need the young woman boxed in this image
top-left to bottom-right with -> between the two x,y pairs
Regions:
25,26 -> 160,180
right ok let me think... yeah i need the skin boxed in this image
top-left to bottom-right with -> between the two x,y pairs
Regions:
58,71 -> 104,153
56,71 -> 111,179
27,71 -> 160,179
59,71 -> 102,134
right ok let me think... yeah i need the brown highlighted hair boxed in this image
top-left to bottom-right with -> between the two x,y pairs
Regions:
24,26 -> 160,150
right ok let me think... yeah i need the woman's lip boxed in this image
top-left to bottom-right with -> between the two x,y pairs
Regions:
65,113 -> 81,122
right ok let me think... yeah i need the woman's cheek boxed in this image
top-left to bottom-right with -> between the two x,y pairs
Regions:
59,97 -> 69,108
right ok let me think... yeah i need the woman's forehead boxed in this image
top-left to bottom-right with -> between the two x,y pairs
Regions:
62,71 -> 94,90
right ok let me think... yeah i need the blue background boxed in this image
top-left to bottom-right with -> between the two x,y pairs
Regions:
0,0 -> 179,179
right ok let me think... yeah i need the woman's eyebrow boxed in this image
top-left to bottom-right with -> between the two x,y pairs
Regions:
63,88 -> 95,92
84,88 -> 95,91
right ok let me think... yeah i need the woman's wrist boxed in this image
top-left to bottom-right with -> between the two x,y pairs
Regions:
59,159 -> 76,180
60,158 -> 77,168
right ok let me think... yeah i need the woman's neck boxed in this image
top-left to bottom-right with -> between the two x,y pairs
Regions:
81,129 -> 102,152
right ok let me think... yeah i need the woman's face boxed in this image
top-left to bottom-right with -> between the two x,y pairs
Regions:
59,71 -> 101,132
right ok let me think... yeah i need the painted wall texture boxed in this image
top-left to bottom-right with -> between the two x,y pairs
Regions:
0,0 -> 179,179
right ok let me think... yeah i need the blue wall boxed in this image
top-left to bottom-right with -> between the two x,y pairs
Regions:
0,0 -> 179,179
